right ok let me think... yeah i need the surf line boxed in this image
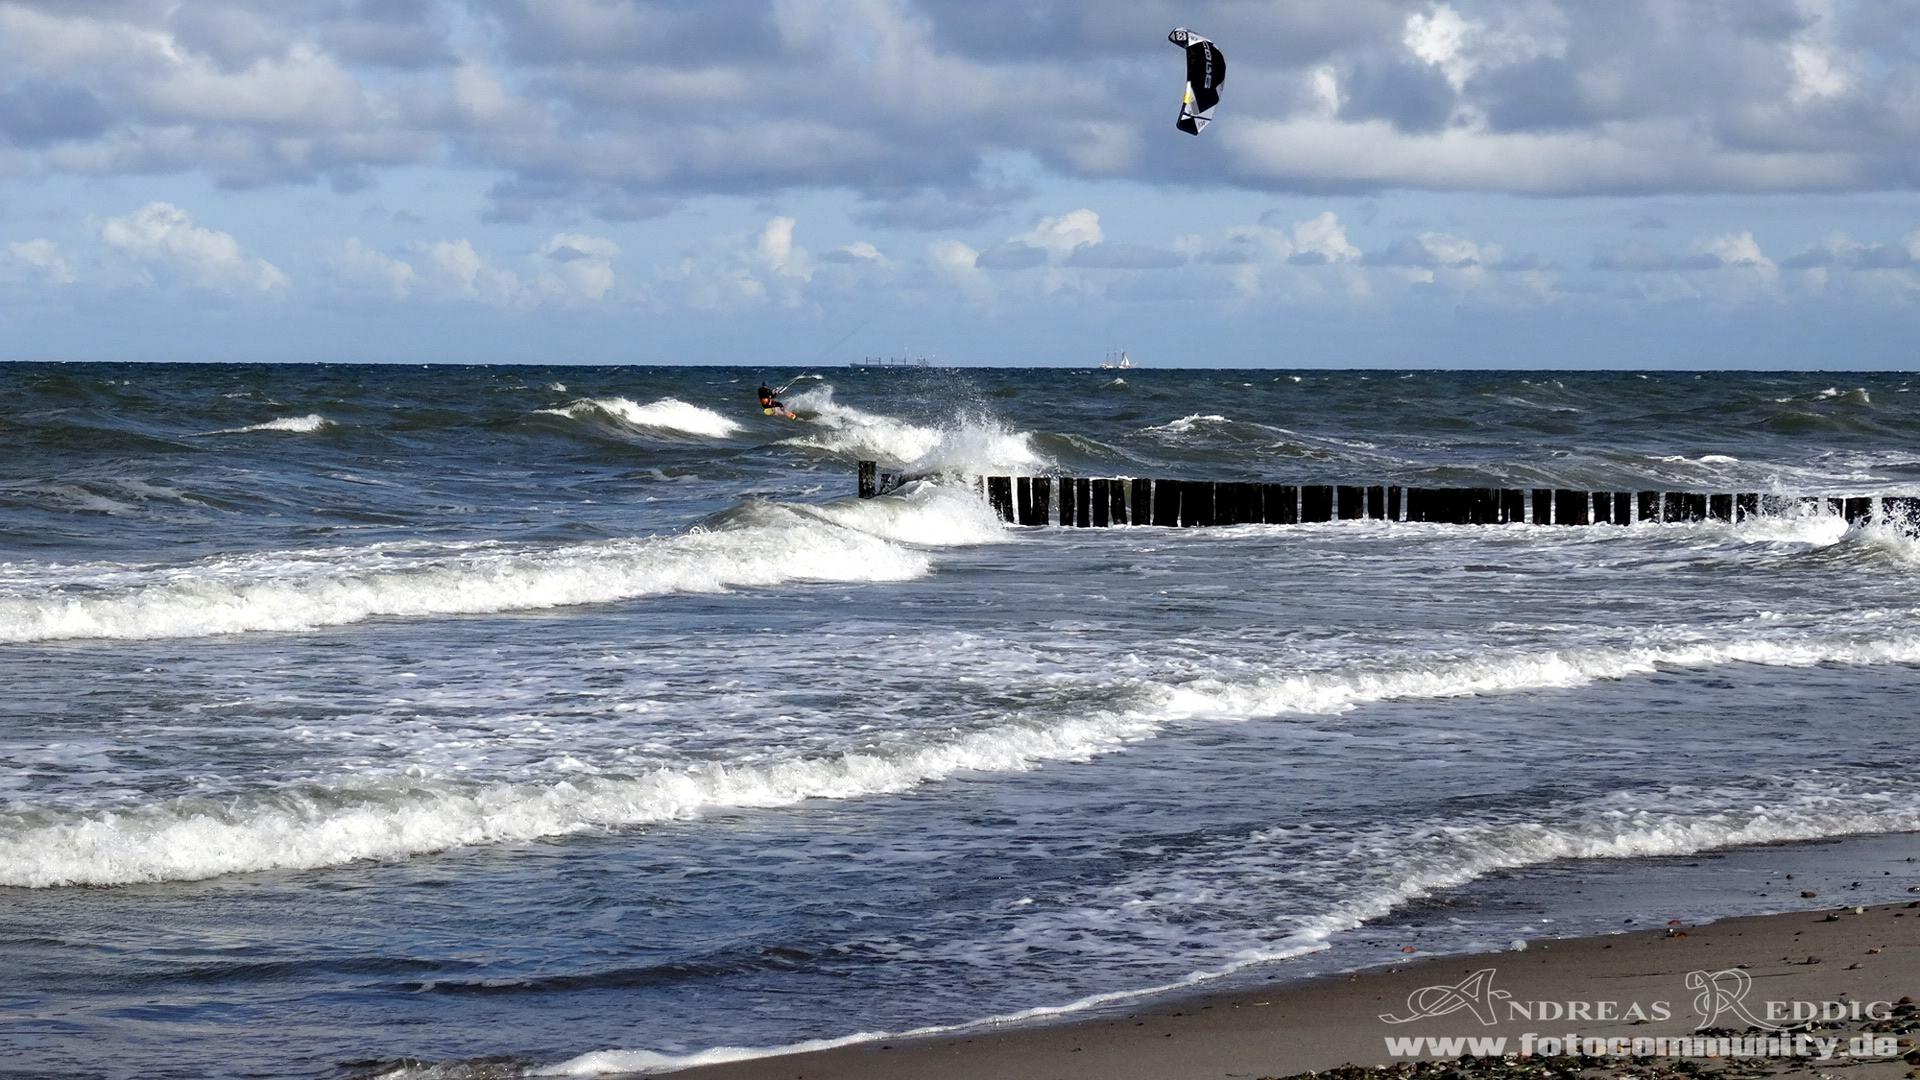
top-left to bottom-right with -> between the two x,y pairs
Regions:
854,464 -> 1911,530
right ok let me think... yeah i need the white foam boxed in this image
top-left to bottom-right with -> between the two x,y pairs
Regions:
0,516 -> 925,644
803,480 -> 1010,546
1146,414 -> 1231,436
539,397 -> 741,439
207,414 -> 331,435
1157,631 -> 1920,721
540,1034 -> 882,1077
0,698 -> 1164,888
780,386 -> 1046,473
14,620 -> 1920,888
778,386 -> 942,463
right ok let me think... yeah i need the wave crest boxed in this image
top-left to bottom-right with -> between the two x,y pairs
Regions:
538,397 -> 741,439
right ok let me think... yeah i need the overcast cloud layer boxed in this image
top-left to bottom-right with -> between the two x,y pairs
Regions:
1,0 -> 1917,366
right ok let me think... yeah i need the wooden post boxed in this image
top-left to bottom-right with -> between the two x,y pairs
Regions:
1264,484 -> 1297,524
1554,489 -> 1588,526
1130,478 -> 1151,525
1112,479 -> 1131,525
1075,478 -> 1093,527
1845,496 -> 1873,524
1301,485 -> 1333,522
1180,482 -> 1209,527
858,461 -> 878,498
1707,494 -> 1733,522
986,476 -> 1014,522
1735,493 -> 1758,521
1402,488 -> 1424,522
1367,485 -> 1387,519
1638,491 -> 1659,522
1153,480 -> 1179,526
1532,488 -> 1553,525
1501,490 -> 1525,524
1033,477 -> 1052,526
1388,486 -> 1403,521
1471,489 -> 1500,525
1091,479 -> 1111,527
1229,482 -> 1255,524
1665,493 -> 1704,522
1015,477 -> 1034,525
1337,485 -> 1366,520
1214,482 -> 1238,525
1406,488 -> 1432,523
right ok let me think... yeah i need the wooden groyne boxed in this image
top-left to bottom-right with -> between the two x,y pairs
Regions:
854,462 -> 1911,528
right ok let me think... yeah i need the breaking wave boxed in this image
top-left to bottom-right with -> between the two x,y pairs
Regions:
777,386 -> 1045,473
207,414 -> 332,435
0,487 -> 1014,643
537,397 -> 741,439
10,618 -> 1920,888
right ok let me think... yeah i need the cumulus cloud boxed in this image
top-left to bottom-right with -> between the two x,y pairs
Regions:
423,238 -> 520,304
1012,209 -> 1103,256
5,238 -> 76,284
1,1 -> 1917,211
539,231 -> 620,302
337,238 -> 418,297
99,202 -> 287,293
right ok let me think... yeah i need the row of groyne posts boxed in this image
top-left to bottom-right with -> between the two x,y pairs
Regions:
855,462 -> 1914,528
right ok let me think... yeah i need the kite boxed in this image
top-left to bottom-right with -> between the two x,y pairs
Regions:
1169,28 -> 1225,135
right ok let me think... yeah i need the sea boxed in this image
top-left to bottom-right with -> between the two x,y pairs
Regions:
2,363 -> 1919,1080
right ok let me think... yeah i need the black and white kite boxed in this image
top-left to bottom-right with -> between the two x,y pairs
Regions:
1169,28 -> 1225,135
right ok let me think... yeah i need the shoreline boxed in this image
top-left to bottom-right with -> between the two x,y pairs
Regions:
627,890 -> 1920,1080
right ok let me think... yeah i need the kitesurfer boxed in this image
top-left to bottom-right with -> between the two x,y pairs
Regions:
758,383 -> 797,420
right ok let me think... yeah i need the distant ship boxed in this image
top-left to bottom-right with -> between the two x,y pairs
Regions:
1101,350 -> 1134,370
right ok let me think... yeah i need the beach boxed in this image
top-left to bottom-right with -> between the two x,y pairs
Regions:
667,898 -> 1920,1080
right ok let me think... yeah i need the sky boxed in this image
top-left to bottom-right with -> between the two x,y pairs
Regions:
1,0 -> 1918,368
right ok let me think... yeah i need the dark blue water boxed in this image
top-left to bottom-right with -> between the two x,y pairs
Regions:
2,364 -> 1918,1079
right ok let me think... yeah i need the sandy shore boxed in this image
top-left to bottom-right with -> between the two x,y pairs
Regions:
662,900 -> 1920,1080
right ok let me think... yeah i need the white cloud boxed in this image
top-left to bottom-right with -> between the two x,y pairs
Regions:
1292,211 -> 1360,263
99,202 -> 287,293
5,238 -> 75,284
927,237 -> 989,300
337,238 -> 417,298
1013,209 -> 1102,257
756,217 -> 811,281
424,239 -> 519,304
828,241 -> 887,264
1699,232 -> 1776,274
538,232 -> 620,302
